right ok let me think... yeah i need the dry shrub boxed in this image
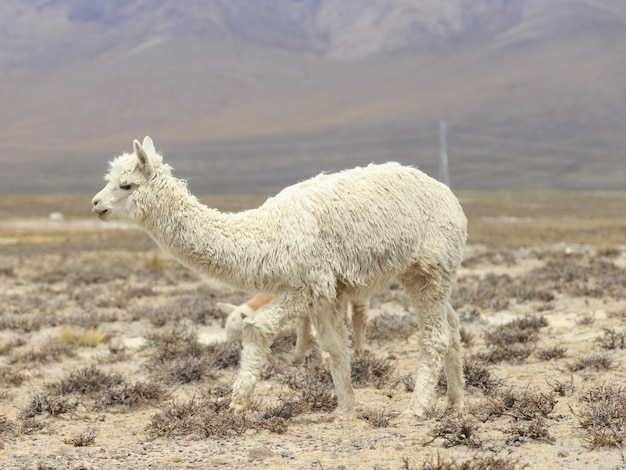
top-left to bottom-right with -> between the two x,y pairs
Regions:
48,365 -> 124,396
507,417 -> 554,444
10,342 -> 75,365
147,398 -> 204,438
458,273 -> 555,312
484,315 -> 548,347
437,357 -> 501,396
147,326 -> 204,363
98,380 -> 170,409
0,415 -> 16,435
596,328 -> 626,350
0,312 -> 56,333
147,392 -> 294,438
64,429 -> 97,447
0,338 -> 27,355
0,367 -> 25,387
367,313 -> 419,343
279,361 -> 338,413
564,352 -> 615,372
206,341 -> 241,369
471,387 -> 557,423
350,352 -> 397,388
18,394 -> 79,419
19,418 -> 47,435
477,315 -> 547,364
452,274 -> 512,311
577,383 -> 626,449
418,454 -> 520,470
536,345 -> 567,361
545,376 -> 575,397
424,414 -> 482,448
138,292 -> 225,327
476,344 -> 535,364
461,358 -> 502,394
358,409 -> 395,428
146,327 -> 213,383
575,312 -> 596,325
528,256 -> 626,299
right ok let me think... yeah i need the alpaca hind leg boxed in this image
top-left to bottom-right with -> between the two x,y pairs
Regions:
443,302 -> 464,409
311,301 -> 355,414
230,299 -> 296,411
293,313 -> 312,364
351,300 -> 369,354
401,271 -> 456,415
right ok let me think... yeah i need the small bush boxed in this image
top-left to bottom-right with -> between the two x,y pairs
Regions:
48,365 -> 124,396
424,414 -> 482,448
546,376 -> 575,397
18,394 -> 79,419
419,455 -> 520,470
64,429 -> 97,447
0,415 -> 16,435
476,344 -> 534,364
438,358 -> 501,395
577,383 -> 626,449
536,345 -> 567,361
471,387 -> 557,422
565,353 -> 615,372
596,328 -> 626,350
98,380 -> 170,408
507,417 -> 554,444
358,409 -> 395,428
350,352 -> 396,388
484,315 -> 548,347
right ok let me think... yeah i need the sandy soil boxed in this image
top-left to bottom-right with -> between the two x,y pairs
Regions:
0,220 -> 625,469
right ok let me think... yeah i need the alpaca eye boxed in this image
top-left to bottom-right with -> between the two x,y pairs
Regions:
120,184 -> 132,190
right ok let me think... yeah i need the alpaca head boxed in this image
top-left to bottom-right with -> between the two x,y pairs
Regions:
92,136 -> 171,222
218,302 -> 250,343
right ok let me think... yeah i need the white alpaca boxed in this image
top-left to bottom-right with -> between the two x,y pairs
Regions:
92,136 -> 467,416
218,294 -> 369,362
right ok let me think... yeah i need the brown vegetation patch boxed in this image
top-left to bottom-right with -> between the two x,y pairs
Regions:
577,383 -> 626,449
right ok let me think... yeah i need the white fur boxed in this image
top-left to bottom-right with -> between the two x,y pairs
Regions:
93,136 -> 468,416
218,295 -> 369,363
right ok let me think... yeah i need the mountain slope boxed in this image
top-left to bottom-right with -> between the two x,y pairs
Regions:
1,0 -> 625,193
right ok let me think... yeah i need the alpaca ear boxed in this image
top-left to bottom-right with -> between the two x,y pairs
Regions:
217,302 -> 237,314
142,136 -> 156,155
133,139 -> 156,180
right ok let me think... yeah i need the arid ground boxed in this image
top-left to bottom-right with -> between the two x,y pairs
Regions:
0,192 -> 625,469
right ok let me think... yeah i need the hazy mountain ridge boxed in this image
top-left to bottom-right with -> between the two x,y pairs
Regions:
1,0 -> 625,193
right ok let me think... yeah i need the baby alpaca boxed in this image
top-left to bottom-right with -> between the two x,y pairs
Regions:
92,137 -> 467,416
218,294 -> 369,362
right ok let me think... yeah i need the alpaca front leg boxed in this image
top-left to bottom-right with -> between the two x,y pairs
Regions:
230,305 -> 288,411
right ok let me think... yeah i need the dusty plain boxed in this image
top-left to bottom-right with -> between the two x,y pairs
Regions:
0,191 -> 625,469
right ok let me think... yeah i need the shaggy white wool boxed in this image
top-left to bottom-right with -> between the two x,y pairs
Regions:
93,136 -> 468,416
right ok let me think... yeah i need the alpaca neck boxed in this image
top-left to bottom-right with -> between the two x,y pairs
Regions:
140,179 -> 256,290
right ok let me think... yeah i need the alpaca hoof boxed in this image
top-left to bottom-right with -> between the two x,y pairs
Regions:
333,408 -> 356,422
397,408 -> 427,422
228,401 -> 246,414
446,395 -> 465,410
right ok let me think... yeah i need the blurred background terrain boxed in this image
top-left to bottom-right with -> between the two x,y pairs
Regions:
1,0 -> 625,194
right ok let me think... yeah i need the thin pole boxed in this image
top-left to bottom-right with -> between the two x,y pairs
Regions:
439,120 -> 450,187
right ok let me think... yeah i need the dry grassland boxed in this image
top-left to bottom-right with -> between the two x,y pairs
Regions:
0,192 -> 625,469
